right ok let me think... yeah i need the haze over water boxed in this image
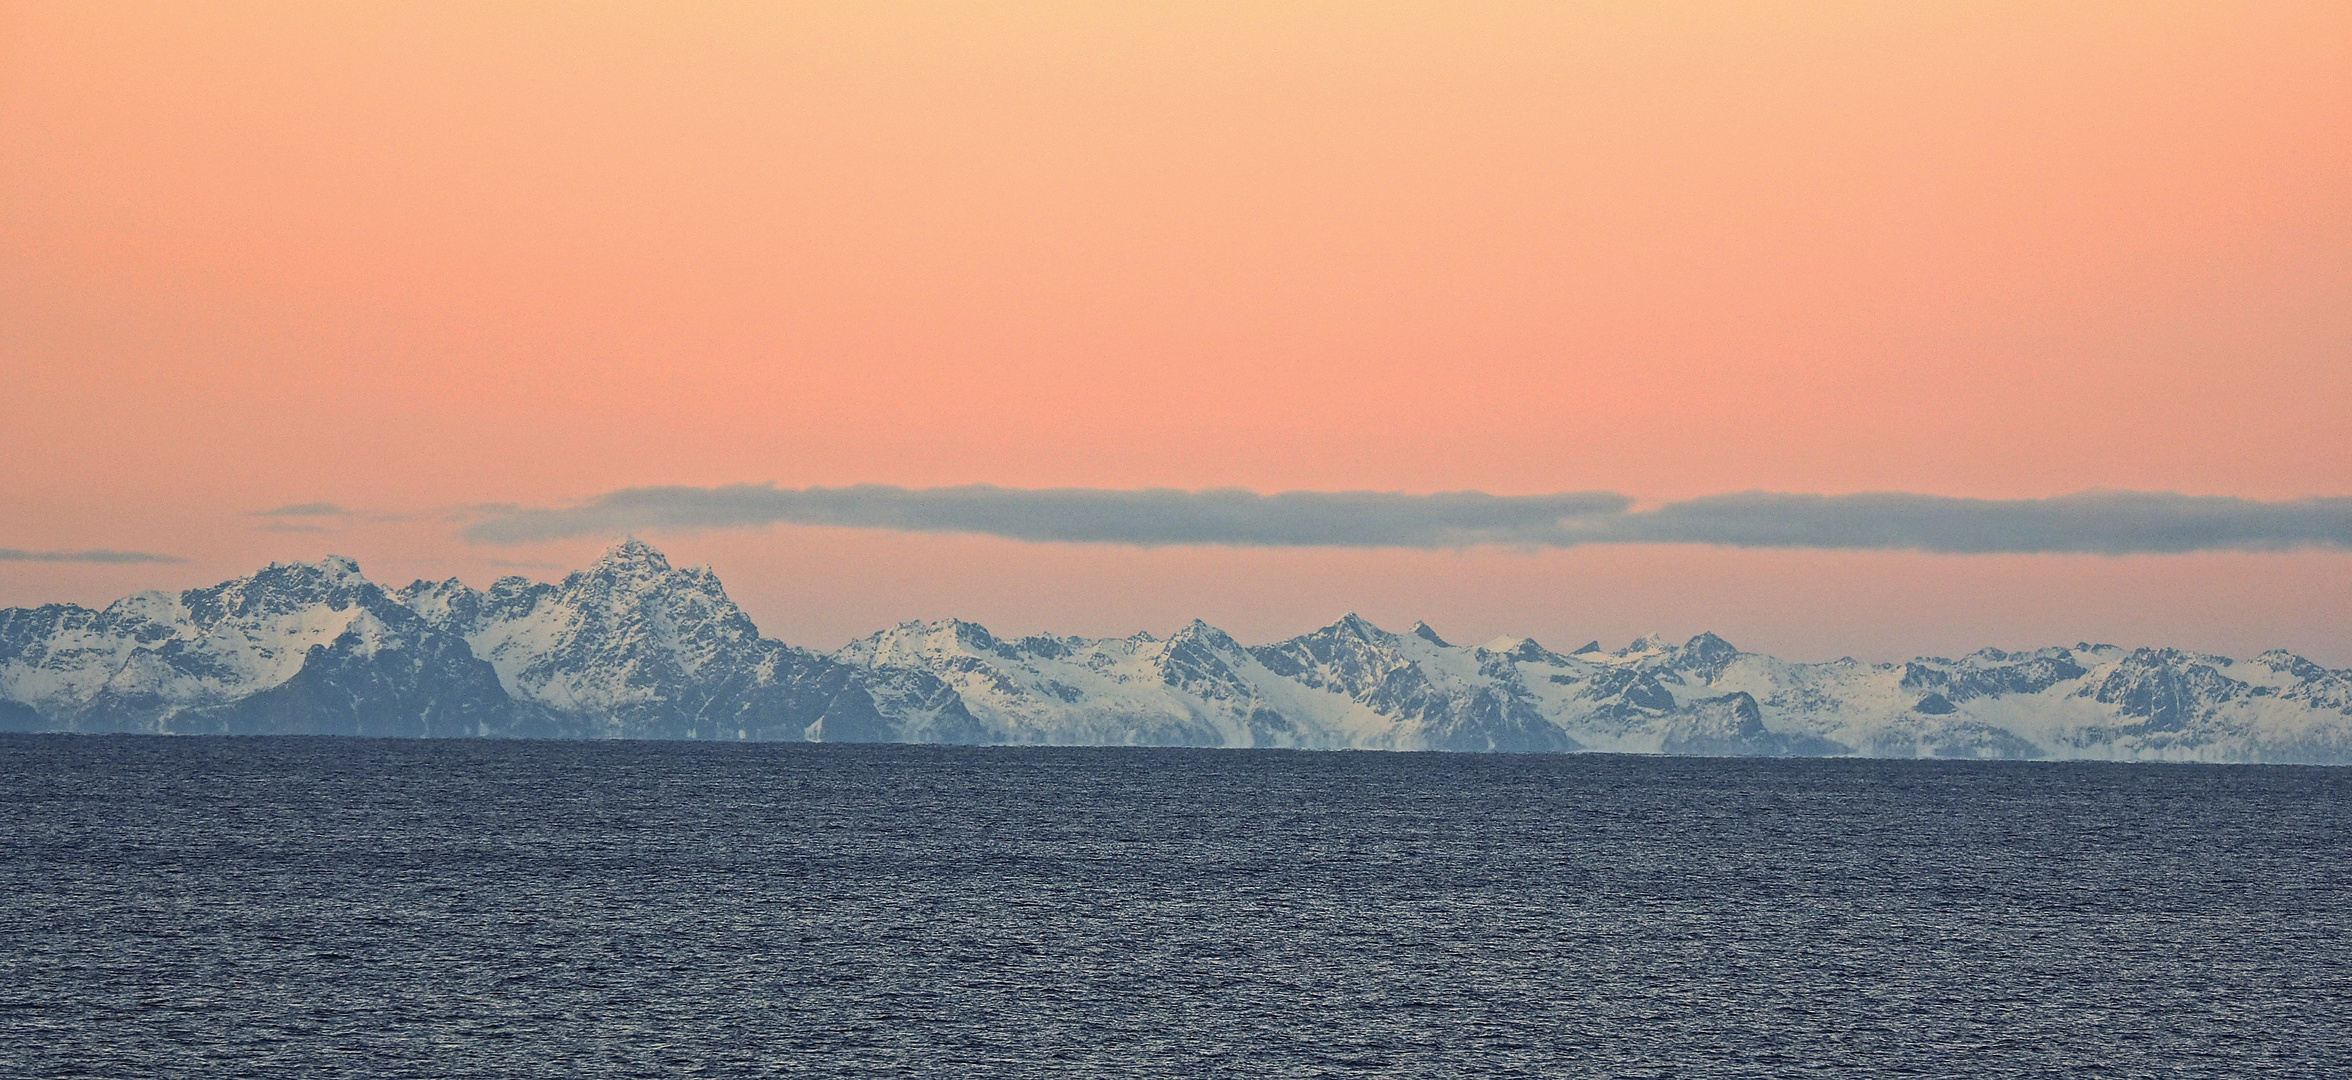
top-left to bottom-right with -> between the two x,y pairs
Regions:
5,735 -> 2346,1077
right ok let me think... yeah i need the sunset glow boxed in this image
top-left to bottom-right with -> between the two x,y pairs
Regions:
4,2 -> 2347,661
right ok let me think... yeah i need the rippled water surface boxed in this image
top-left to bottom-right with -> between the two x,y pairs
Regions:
3,735 -> 2349,1077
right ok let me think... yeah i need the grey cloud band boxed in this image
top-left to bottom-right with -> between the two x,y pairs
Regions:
0,548 -> 186,564
1571,491 -> 2352,554
464,485 -> 1634,548
460,484 -> 2352,554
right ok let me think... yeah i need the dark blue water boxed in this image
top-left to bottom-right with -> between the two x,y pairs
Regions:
2,735 -> 2348,1077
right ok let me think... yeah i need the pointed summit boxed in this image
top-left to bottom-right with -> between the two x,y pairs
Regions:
1616,633 -> 1671,657
1322,612 -> 1390,641
1409,621 -> 1451,647
1170,618 -> 1241,649
1682,632 -> 1738,659
945,618 -> 1001,651
1672,632 -> 1741,679
254,554 -> 368,584
593,537 -> 672,575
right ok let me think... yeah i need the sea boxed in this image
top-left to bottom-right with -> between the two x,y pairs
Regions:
2,734 -> 2347,1078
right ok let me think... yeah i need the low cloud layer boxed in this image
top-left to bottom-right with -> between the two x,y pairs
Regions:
465,485 -> 1634,548
0,548 -> 186,564
461,484 -> 2352,555
1570,490 -> 2352,554
250,503 -> 350,517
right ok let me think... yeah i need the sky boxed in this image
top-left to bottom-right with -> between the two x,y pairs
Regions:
3,2 -> 2348,663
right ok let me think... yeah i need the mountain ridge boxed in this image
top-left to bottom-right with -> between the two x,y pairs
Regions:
4,541 -> 2348,762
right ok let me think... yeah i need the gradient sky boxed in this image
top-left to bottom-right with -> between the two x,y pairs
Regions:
4,2 -> 2348,662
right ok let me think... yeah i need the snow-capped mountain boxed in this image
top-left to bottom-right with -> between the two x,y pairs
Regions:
4,540 -> 2348,762
0,557 -> 516,737
395,539 -> 983,743
834,615 -> 1428,749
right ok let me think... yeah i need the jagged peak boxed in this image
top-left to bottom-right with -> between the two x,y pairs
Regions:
1482,635 -> 1560,663
396,575 -> 472,598
249,554 -> 368,583
1682,631 -> 1738,657
101,589 -> 184,620
2256,649 -> 2332,680
1315,612 -> 1392,641
1409,621 -> 1451,647
591,537 -> 672,574
1616,632 -> 1671,657
1170,618 -> 1238,646
187,555 -> 377,604
486,575 -> 543,598
880,616 -> 995,643
1951,645 -> 2080,666
1571,640 -> 1602,655
393,575 -> 474,604
137,555 -> 387,629
946,618 -> 1000,648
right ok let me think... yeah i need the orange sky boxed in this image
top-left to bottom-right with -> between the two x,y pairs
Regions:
3,2 -> 2348,662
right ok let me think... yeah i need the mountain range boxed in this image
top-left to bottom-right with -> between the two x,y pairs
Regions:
4,540 -> 2347,763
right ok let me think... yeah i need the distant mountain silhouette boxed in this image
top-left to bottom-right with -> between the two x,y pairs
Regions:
5,541 -> 2348,762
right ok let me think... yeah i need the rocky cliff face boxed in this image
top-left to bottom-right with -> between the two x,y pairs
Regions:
4,540 -> 2349,761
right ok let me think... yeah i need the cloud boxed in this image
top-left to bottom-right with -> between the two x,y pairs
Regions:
459,484 -> 2352,555
463,484 -> 1632,547
253,522 -> 334,534
1567,490 -> 2352,554
0,548 -> 186,564
248,502 -> 435,524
